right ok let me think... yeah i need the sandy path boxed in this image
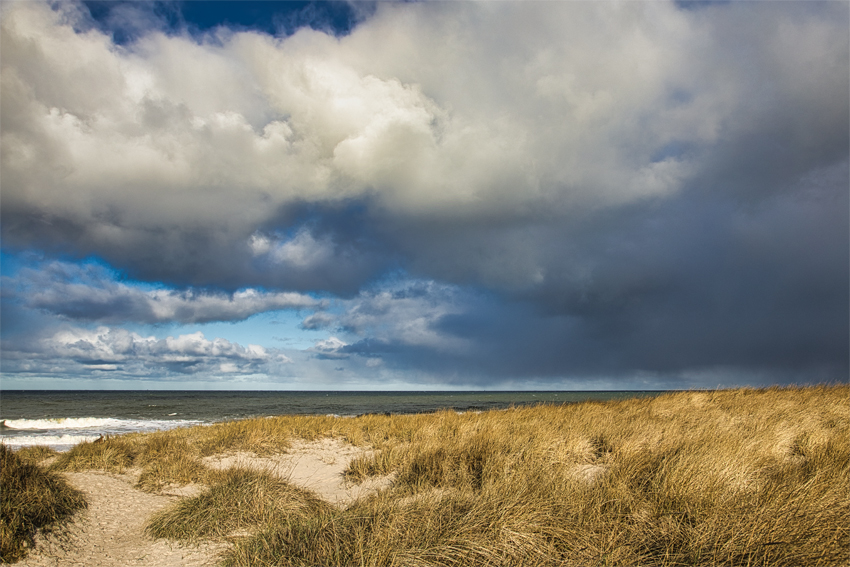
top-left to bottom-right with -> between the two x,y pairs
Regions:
202,438 -> 394,506
15,439 -> 389,566
16,471 -> 225,567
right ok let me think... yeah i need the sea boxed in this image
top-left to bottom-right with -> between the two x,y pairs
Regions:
0,390 -> 661,451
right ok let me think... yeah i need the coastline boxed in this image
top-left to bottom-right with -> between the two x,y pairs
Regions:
0,390 -> 662,451
4,385 -> 848,566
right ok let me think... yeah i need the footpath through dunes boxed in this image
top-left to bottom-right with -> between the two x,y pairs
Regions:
13,440 -> 388,567
14,471 -> 225,567
201,437 -> 394,507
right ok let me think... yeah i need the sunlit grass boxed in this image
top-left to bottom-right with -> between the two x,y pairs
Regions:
35,384 -> 850,565
49,436 -> 137,474
146,467 -> 330,541
0,445 -> 86,563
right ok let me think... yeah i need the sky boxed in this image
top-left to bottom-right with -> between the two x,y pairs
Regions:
0,0 -> 847,391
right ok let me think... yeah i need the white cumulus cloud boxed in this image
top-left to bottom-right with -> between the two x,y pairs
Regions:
3,326 -> 291,377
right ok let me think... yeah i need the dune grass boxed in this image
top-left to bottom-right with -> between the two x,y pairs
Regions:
13,445 -> 59,465
146,467 -> 331,541
0,444 -> 87,563
33,384 -> 850,565
49,435 -> 138,474
214,385 -> 849,567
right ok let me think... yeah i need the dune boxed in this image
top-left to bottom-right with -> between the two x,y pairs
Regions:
13,440 -> 387,566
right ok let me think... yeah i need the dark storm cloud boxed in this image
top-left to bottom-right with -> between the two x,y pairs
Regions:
321,161 -> 849,384
2,200 -> 390,295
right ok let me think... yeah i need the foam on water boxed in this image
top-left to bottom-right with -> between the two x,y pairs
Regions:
0,417 -> 205,451
1,434 -> 102,451
2,417 -> 200,431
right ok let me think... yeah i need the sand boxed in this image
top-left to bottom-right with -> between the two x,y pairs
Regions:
14,439 -> 391,567
13,471 -> 225,567
202,438 -> 394,507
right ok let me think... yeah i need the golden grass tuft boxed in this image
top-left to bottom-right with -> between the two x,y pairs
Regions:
49,435 -> 137,474
12,445 -> 58,465
47,432 -> 207,491
0,445 -> 87,563
145,467 -> 331,542
134,434 -> 208,492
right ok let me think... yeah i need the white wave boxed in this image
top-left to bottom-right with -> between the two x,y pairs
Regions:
0,417 -> 209,451
1,434 -> 101,448
1,417 -> 201,430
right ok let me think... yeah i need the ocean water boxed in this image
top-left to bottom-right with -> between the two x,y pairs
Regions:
0,390 -> 661,451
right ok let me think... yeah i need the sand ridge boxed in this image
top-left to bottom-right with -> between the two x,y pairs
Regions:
202,437 -> 394,506
13,439 -> 390,566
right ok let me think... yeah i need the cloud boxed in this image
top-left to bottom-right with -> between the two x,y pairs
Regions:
6,259 -> 324,324
310,336 -> 349,359
333,280 -> 473,354
300,311 -> 336,330
312,175 -> 850,385
250,229 -> 335,270
3,1 -> 844,293
1,326 -> 291,377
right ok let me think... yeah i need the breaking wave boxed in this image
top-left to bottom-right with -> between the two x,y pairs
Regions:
1,417 -> 199,431
0,417 -> 206,451
1,434 -> 102,449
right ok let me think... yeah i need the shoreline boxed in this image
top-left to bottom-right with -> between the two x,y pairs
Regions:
5,385 -> 848,566
0,389 -> 666,452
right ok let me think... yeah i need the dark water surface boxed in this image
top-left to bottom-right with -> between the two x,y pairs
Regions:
1,390 -> 663,450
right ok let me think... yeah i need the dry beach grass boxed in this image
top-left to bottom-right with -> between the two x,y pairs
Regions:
4,385 -> 848,566
0,445 -> 86,563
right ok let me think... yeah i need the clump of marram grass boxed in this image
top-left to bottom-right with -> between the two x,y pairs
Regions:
47,432 -> 208,492
49,435 -> 138,474
182,411 -> 405,456
12,445 -> 59,465
134,433 -> 207,492
1,445 -> 87,564
224,475 -> 578,567
145,467 -> 331,542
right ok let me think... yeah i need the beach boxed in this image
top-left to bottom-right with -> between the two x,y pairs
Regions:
9,439 -> 388,567
3,385 -> 848,566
